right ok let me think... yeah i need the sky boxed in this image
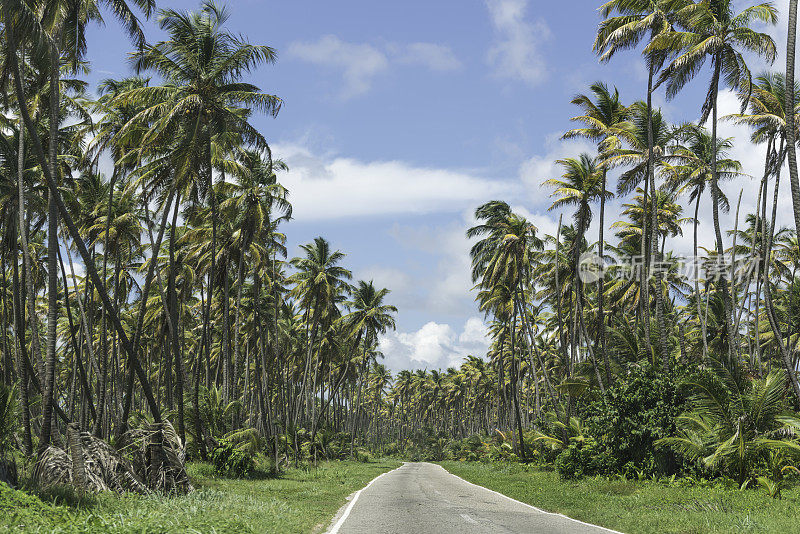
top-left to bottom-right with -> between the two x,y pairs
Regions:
83,0 -> 794,373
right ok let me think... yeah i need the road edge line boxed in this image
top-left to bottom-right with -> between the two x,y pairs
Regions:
436,463 -> 624,534
326,463 -> 407,534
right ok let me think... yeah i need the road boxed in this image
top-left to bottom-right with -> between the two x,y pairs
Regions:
327,462 -> 620,534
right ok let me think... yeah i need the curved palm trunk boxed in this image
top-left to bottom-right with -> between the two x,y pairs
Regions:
761,147 -> 800,402
5,13 -> 163,427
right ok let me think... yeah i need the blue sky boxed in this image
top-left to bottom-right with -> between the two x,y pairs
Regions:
85,0 -> 792,372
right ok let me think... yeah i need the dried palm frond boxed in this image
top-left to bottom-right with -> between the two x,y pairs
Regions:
123,421 -> 192,494
34,432 -> 147,494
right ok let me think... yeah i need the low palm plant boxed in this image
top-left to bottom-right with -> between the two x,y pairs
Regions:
657,369 -> 800,486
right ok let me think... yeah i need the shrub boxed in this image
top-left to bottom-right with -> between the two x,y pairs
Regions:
211,439 -> 255,478
583,363 -> 689,476
555,436 -> 609,479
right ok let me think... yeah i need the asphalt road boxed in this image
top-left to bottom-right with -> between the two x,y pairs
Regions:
327,462 -> 620,534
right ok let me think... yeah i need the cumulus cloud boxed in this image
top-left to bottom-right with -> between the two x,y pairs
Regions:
289,36 -> 461,98
379,317 -> 490,372
485,0 -> 550,86
273,142 -> 517,220
288,35 -> 389,99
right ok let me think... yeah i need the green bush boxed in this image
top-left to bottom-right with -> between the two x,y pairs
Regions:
583,363 -> 689,476
555,436 -> 609,479
211,439 -> 255,478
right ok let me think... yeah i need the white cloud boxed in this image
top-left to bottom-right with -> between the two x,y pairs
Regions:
389,217 -> 478,315
379,317 -> 490,372
486,0 -> 550,86
288,35 -> 389,99
288,36 -> 461,98
395,42 -> 462,71
273,142 -> 517,220
518,133 -> 596,207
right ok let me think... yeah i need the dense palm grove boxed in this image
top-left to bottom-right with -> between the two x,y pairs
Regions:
4,0 -> 800,503
380,0 -> 800,494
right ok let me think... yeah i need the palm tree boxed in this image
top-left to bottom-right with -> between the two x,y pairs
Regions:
468,202 -> 550,457
595,0 -> 687,358
658,369 -> 800,486
785,0 -> 800,250
290,237 -> 352,429
546,154 -> 611,392
343,281 -> 397,455
652,0 -> 777,365
2,0 -> 166,440
114,2 -> 282,429
727,72 -> 800,377
563,81 -> 628,381
667,125 -> 742,360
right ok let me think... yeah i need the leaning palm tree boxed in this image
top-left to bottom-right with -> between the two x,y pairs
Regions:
2,0 -> 166,440
651,0 -> 777,365
563,81 -> 628,380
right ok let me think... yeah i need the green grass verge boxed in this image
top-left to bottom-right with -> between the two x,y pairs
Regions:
0,459 -> 400,533
439,461 -> 800,533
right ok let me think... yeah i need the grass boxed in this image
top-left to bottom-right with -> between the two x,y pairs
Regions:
0,459 -> 400,533
439,461 -> 800,533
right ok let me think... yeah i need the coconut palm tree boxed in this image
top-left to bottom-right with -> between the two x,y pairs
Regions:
596,0 -> 687,356
651,0 -> 777,366
119,0 -> 281,409
546,154 -> 611,392
667,125 -> 742,360
563,81 -> 629,381
343,280 -> 397,455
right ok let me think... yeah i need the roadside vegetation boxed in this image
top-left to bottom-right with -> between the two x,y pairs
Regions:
440,461 -> 800,534
0,460 -> 400,533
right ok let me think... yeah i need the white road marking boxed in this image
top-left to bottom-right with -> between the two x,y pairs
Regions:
327,464 -> 406,534
460,514 -> 478,524
439,465 -> 623,534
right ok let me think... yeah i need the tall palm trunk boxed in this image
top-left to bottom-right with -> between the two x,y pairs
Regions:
761,159 -> 800,402
232,237 -> 250,412
168,195 -> 185,442
646,63 -> 668,368
597,169 -> 610,382
709,66 -> 737,362
40,32 -> 63,454
11,236 -> 32,455
786,0 -> 800,243
5,11 -> 163,426
641,64 -> 654,359
693,195 -> 709,360
15,61 -> 44,396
